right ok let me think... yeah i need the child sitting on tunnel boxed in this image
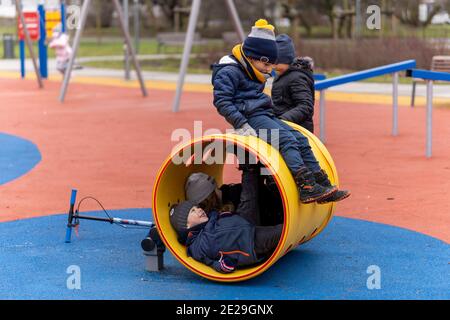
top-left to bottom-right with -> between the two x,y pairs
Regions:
170,165 -> 283,274
272,34 -> 350,202
211,19 -> 344,204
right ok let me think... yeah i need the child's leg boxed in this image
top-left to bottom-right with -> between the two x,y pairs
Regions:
276,120 -> 322,173
275,121 -> 350,203
236,165 -> 260,226
247,114 -> 305,175
254,224 -> 283,258
248,114 -> 337,203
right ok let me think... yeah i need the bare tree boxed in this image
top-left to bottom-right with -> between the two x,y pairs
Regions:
151,0 -> 188,30
393,0 -> 442,27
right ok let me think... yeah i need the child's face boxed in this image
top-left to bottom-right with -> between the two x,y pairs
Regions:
249,58 -> 274,74
274,63 -> 290,75
187,206 -> 209,228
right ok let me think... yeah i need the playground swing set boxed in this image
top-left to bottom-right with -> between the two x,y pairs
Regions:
14,0 -> 149,101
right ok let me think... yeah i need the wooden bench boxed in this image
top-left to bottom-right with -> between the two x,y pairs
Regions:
411,55 -> 450,106
156,32 -> 208,53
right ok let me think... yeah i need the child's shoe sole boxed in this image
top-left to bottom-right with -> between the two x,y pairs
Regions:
318,190 -> 351,204
300,186 -> 338,204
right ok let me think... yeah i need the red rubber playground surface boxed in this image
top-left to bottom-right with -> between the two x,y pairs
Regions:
1,77 -> 449,243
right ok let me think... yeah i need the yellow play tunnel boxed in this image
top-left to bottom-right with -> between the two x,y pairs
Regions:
152,122 -> 339,282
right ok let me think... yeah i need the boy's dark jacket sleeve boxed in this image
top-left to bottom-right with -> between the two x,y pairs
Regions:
186,213 -> 238,273
279,73 -> 314,124
202,253 -> 237,273
212,66 -> 248,129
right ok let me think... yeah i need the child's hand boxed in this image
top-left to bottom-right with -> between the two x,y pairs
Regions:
233,123 -> 257,137
213,252 -> 237,273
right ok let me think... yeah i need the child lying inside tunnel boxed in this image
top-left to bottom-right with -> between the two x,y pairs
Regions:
169,164 -> 283,274
184,168 -> 283,227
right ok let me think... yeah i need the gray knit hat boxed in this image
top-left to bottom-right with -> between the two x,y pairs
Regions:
185,172 -> 217,204
169,200 -> 196,234
243,19 -> 278,64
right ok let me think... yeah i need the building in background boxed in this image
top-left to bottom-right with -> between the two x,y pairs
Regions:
0,0 -> 15,18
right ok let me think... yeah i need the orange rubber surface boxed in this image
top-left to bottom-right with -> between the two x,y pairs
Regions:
0,77 -> 449,243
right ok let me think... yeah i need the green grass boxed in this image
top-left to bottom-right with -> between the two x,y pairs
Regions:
0,38 -> 222,61
0,35 -> 224,59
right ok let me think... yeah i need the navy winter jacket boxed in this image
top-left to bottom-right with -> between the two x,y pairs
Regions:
211,56 -> 274,129
186,210 -> 260,273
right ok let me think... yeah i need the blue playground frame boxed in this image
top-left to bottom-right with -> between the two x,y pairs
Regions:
312,60 -> 417,143
406,68 -> 450,157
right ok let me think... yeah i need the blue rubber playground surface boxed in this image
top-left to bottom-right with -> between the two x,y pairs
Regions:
0,132 -> 41,185
0,208 -> 448,300
0,134 -> 448,300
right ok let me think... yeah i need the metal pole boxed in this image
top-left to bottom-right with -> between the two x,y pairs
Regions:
133,0 -> 140,54
171,0 -> 202,112
65,189 -> 77,243
20,40 -> 25,78
15,0 -> 43,88
224,0 -> 245,42
38,4 -> 48,79
392,72 -> 399,136
112,0 -> 148,97
61,0 -> 67,33
426,80 -> 433,158
355,0 -> 361,38
59,0 -> 90,102
319,90 -> 326,143
123,0 -> 131,80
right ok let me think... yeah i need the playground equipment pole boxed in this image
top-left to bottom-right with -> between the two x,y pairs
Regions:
319,90 -> 326,143
61,0 -> 66,33
59,0 -> 90,102
172,0 -> 245,112
123,0 -> 131,80
15,0 -> 43,88
426,80 -> 433,158
172,0 -> 202,112
38,4 -> 48,79
392,72 -> 399,136
19,40 -> 25,78
59,0 -> 147,102
133,0 -> 140,54
112,0 -> 147,96
224,0 -> 245,42
355,0 -> 361,38
406,68 -> 450,157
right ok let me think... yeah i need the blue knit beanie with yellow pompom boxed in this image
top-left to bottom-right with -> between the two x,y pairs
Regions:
242,19 -> 278,64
